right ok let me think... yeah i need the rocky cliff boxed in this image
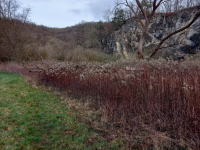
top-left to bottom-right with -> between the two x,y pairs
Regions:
102,5 -> 200,58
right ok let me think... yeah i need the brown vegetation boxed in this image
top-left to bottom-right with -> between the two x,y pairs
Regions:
1,0 -> 200,149
32,59 -> 199,149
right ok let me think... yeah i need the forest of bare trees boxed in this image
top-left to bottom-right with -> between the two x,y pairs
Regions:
0,0 -> 51,71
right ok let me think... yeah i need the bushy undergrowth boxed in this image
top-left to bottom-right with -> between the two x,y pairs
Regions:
64,46 -> 119,63
0,62 -> 42,80
40,59 -> 200,149
1,59 -> 200,149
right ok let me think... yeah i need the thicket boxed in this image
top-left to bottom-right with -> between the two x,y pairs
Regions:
1,58 -> 200,149
39,59 -> 200,149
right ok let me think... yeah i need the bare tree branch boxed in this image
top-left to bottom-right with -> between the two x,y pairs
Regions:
149,10 -> 200,58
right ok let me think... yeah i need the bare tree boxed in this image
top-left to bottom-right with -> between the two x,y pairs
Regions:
0,0 -> 48,72
112,0 -> 200,59
113,0 -> 166,59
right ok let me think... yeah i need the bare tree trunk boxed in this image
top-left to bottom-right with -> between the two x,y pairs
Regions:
112,0 -> 195,60
137,21 -> 150,59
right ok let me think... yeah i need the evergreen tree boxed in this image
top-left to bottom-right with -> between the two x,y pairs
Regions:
111,8 -> 126,30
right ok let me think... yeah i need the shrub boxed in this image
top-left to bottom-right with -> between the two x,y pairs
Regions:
39,50 -> 48,60
41,59 -> 200,149
65,46 -> 119,62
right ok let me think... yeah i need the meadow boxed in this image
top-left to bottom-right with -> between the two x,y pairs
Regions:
0,72 -> 125,149
0,58 -> 200,149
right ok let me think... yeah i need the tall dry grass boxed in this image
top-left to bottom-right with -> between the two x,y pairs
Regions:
1,59 -> 200,149
40,59 -> 200,149
0,62 -> 42,79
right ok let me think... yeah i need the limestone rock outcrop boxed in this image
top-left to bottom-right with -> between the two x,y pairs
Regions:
102,5 -> 200,57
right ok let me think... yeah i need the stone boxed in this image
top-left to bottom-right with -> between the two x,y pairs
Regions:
101,5 -> 200,57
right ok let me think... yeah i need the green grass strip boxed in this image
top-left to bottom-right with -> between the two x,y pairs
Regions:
0,72 -> 122,150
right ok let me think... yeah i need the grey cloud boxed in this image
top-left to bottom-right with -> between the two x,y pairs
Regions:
87,0 -> 115,20
67,0 -> 115,22
18,0 -> 116,27
70,9 -> 81,14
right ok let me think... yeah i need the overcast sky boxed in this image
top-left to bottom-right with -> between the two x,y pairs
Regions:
18,0 -> 115,28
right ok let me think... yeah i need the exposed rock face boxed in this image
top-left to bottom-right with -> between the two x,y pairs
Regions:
102,5 -> 200,57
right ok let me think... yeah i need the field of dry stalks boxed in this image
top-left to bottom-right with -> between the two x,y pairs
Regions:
1,59 -> 200,149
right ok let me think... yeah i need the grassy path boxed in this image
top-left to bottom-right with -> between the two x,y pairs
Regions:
0,72 -> 121,150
